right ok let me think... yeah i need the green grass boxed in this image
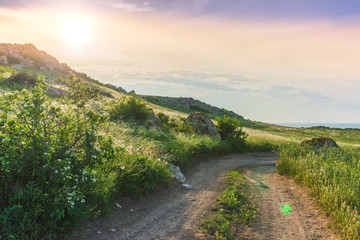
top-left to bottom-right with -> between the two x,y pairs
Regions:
200,170 -> 257,240
277,143 -> 360,239
5,65 -> 360,239
104,121 -> 237,169
259,123 -> 360,146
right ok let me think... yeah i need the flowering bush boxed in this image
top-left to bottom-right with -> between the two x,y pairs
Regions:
0,84 -> 119,239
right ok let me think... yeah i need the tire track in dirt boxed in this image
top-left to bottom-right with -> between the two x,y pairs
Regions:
70,152 -> 338,240
246,166 -> 338,240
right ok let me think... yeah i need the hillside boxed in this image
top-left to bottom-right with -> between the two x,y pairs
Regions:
143,95 -> 243,119
0,43 -> 255,240
1,43 -> 360,240
0,43 -> 69,73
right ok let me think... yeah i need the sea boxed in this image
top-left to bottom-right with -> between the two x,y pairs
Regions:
273,123 -> 360,129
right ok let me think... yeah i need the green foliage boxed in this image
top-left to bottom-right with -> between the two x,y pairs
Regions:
276,143 -> 360,239
201,170 -> 256,240
66,74 -> 99,108
0,84 -> 120,239
0,66 -> 17,79
259,123 -> 360,146
161,133 -> 232,167
216,115 -> 248,150
115,155 -> 170,196
109,94 -> 151,121
156,112 -> 176,132
8,72 -> 44,86
156,112 -> 194,134
176,117 -> 195,134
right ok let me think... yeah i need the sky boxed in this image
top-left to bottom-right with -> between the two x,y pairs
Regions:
1,0 -> 360,123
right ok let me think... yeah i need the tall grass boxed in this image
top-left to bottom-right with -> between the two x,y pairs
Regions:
245,128 -> 291,152
277,143 -> 360,239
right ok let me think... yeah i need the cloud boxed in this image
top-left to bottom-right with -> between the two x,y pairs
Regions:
110,1 -> 153,12
264,86 -> 333,103
78,64 -> 331,102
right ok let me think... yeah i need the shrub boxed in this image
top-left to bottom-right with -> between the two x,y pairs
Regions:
176,117 -> 195,134
109,94 -> 151,121
156,112 -> 190,133
216,115 -> 248,150
0,84 -> 120,239
66,74 -> 99,108
8,72 -> 43,86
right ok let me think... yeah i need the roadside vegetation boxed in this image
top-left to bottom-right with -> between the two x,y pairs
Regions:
200,170 -> 257,240
2,64 -> 360,239
0,67 -> 251,239
277,144 -> 360,239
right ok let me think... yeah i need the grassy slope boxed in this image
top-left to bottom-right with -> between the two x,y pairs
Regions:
2,65 -> 360,239
0,65 -> 247,239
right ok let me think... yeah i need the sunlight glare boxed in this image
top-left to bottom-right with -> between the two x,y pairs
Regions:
61,18 -> 90,46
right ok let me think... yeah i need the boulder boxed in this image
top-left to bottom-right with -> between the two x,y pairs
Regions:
187,112 -> 220,138
301,137 -> 340,149
169,164 -> 186,183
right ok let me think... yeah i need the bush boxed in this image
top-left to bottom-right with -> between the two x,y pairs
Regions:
216,115 -> 248,150
109,94 -> 151,121
8,72 -> 43,86
176,117 -> 195,134
66,74 -> 99,108
0,84 -> 120,239
156,113 -> 193,134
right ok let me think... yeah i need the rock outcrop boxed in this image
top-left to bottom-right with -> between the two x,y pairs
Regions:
0,43 -> 69,73
145,96 -> 243,119
169,164 -> 186,183
301,137 -> 340,149
187,112 -> 220,138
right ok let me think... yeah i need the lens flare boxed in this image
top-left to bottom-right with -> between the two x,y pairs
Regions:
281,204 -> 292,215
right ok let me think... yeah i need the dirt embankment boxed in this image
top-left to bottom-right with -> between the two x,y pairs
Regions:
70,152 -> 337,240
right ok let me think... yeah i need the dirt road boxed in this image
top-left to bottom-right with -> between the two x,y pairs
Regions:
71,152 -> 337,240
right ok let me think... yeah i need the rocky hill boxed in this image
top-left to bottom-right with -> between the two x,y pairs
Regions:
144,95 -> 243,119
0,43 -> 243,120
0,43 -> 69,73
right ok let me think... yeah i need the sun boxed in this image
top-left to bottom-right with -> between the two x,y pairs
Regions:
61,18 -> 90,46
